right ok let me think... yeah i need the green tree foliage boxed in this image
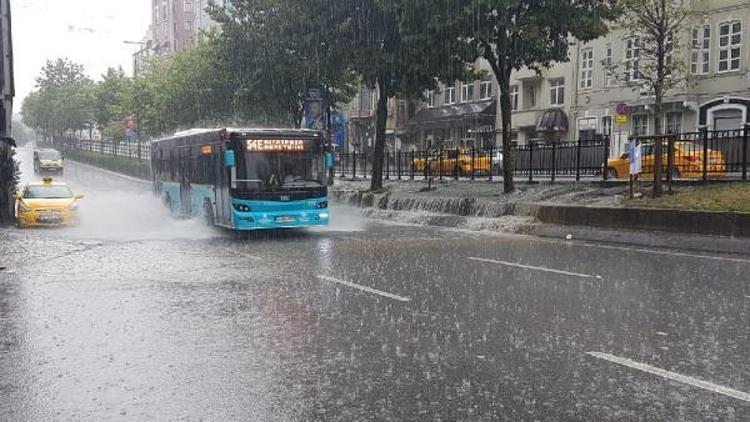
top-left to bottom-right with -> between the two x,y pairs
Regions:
208,0 -> 357,127
454,0 -> 621,193
22,58 -> 94,142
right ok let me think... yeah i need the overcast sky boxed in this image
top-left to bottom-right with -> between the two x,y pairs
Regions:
13,0 -> 151,108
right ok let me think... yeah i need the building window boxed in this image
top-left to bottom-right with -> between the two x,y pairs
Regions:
579,47 -> 594,90
549,79 -> 565,106
185,1 -> 192,12
509,85 -> 519,111
479,79 -> 493,100
445,85 -> 456,105
691,25 -> 710,75
427,91 -> 435,108
524,82 -> 536,109
632,114 -> 649,136
162,0 -> 168,21
461,83 -> 474,103
186,20 -> 193,32
718,21 -> 742,73
665,112 -> 683,134
624,37 -> 641,81
604,43 -> 614,86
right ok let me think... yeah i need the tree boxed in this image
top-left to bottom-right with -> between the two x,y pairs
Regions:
606,0 -> 691,197
35,58 -> 91,91
23,58 -> 94,142
92,67 -> 128,133
455,0 -> 621,193
332,0 -> 472,190
208,0 -> 356,127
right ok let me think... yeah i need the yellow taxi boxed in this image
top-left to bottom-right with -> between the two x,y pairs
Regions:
412,148 -> 492,176
15,178 -> 84,228
605,141 -> 726,180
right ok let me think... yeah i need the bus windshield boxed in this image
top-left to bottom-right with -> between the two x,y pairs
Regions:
237,152 -> 324,190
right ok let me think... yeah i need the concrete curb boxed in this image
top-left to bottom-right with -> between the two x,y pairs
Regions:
533,205 -> 750,238
330,188 -> 750,240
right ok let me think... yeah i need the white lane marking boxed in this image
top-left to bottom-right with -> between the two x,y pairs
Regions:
317,275 -> 411,302
587,352 -> 750,403
530,236 -> 750,265
468,257 -> 602,279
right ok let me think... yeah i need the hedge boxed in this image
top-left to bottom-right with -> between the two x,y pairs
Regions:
63,149 -> 151,180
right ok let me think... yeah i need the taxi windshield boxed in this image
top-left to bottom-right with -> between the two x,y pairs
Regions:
38,151 -> 61,161
23,185 -> 73,199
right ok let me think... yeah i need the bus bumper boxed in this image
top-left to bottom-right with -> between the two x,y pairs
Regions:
232,209 -> 330,230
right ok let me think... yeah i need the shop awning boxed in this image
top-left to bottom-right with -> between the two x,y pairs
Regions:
412,100 -> 496,130
536,109 -> 569,133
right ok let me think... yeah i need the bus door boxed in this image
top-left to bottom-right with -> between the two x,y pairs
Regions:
179,147 -> 192,216
214,146 -> 232,226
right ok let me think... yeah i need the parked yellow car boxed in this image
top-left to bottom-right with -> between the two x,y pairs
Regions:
15,178 -> 84,228
412,149 -> 492,176
605,141 -> 726,180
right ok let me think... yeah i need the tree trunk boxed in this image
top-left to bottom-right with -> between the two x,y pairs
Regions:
370,78 -> 389,191
498,68 -> 515,193
653,89 -> 663,197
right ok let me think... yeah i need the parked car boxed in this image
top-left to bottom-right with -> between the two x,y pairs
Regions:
412,148 -> 492,176
605,141 -> 726,180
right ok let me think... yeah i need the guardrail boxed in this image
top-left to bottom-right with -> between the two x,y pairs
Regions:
61,138 -> 151,161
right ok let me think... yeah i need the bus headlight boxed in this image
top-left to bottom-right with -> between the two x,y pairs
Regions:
69,203 -> 79,212
18,202 -> 31,212
233,203 -> 251,212
319,213 -> 329,219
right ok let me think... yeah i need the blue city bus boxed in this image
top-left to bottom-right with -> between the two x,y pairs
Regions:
151,128 -> 331,230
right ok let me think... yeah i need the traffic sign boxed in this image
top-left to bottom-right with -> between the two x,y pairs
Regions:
615,114 -> 628,125
616,103 -> 628,115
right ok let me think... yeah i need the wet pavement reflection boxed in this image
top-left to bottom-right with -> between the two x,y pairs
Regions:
1,148 -> 749,420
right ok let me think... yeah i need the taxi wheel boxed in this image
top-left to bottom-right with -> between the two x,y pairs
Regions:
606,168 -> 618,180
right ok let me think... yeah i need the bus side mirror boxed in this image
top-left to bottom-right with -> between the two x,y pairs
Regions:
224,150 -> 236,168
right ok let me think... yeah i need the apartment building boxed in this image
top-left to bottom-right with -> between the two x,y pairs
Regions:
146,0 -> 231,57
342,86 -> 414,154
410,60 -> 499,150
507,0 -> 750,149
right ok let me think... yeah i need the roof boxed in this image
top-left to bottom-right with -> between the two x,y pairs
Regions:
152,127 -> 322,145
26,180 -> 68,187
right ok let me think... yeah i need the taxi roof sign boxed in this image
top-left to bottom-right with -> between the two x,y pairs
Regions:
43,177 -> 53,184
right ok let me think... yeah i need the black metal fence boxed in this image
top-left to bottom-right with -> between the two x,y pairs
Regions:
59,127 -> 750,184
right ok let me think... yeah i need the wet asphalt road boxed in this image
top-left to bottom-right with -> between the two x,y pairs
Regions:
1,147 -> 749,421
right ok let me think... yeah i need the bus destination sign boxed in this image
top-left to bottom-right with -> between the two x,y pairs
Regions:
246,139 -> 308,152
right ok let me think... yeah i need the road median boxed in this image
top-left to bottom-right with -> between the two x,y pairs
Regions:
331,180 -> 750,242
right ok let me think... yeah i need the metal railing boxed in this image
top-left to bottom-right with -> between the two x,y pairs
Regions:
61,138 -> 151,161
59,126 -> 750,184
